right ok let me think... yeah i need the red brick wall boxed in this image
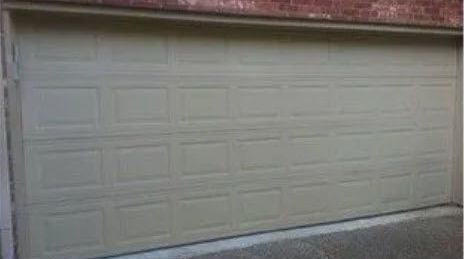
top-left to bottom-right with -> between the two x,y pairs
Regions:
14,0 -> 463,28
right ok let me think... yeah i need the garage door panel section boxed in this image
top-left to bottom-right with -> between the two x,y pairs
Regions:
24,142 -> 106,203
19,76 -> 454,140
25,202 -> 106,259
329,36 -> 456,66
15,18 -> 457,259
179,85 -> 230,123
21,83 -> 100,138
115,144 -> 170,183
116,200 -> 171,244
112,87 -> 170,125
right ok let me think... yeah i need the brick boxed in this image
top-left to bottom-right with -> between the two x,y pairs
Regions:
9,0 -> 462,28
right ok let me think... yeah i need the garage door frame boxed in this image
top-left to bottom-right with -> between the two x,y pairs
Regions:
0,6 -> 462,259
1,11 -> 18,259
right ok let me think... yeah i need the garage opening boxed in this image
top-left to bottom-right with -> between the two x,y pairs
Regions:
11,14 -> 458,259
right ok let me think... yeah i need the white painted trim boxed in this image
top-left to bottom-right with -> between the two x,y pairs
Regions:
112,206 -> 462,259
4,1 -> 463,36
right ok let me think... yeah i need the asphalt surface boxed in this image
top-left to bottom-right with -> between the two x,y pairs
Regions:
187,215 -> 463,259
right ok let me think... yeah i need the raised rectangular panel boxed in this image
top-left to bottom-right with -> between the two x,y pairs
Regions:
279,38 -> 328,64
288,86 -> 330,117
176,35 -> 226,63
234,39 -> 279,64
330,38 -> 384,64
35,30 -> 96,61
288,136 -> 329,166
336,87 -> 378,114
336,161 -> 373,182
114,88 -> 169,124
116,145 -> 169,183
336,181 -> 372,210
415,155 -> 448,175
179,194 -> 231,235
420,111 -> 450,129
287,183 -> 328,217
237,87 -> 280,119
380,175 -> 411,203
377,132 -> 413,158
415,42 -> 457,65
238,138 -> 283,172
417,173 -> 447,199
377,87 -> 412,113
335,134 -> 373,161
180,88 -> 229,121
330,38 -> 382,64
418,86 -> 452,111
378,158 -> 414,177
103,33 -> 168,63
117,202 -> 170,241
180,141 -> 228,177
43,209 -> 103,252
239,189 -> 282,226
376,115 -> 416,132
330,38 -> 432,65
36,87 -> 98,129
414,130 -> 448,154
38,149 -> 102,189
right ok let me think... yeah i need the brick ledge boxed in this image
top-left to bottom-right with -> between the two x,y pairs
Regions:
8,0 -> 463,28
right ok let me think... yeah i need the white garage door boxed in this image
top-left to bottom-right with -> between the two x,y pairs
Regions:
14,16 -> 457,259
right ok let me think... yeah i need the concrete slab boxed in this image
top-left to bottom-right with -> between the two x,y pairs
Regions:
109,206 -> 463,259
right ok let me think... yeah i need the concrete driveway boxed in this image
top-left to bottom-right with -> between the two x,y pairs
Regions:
112,206 -> 462,259
189,213 -> 462,259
